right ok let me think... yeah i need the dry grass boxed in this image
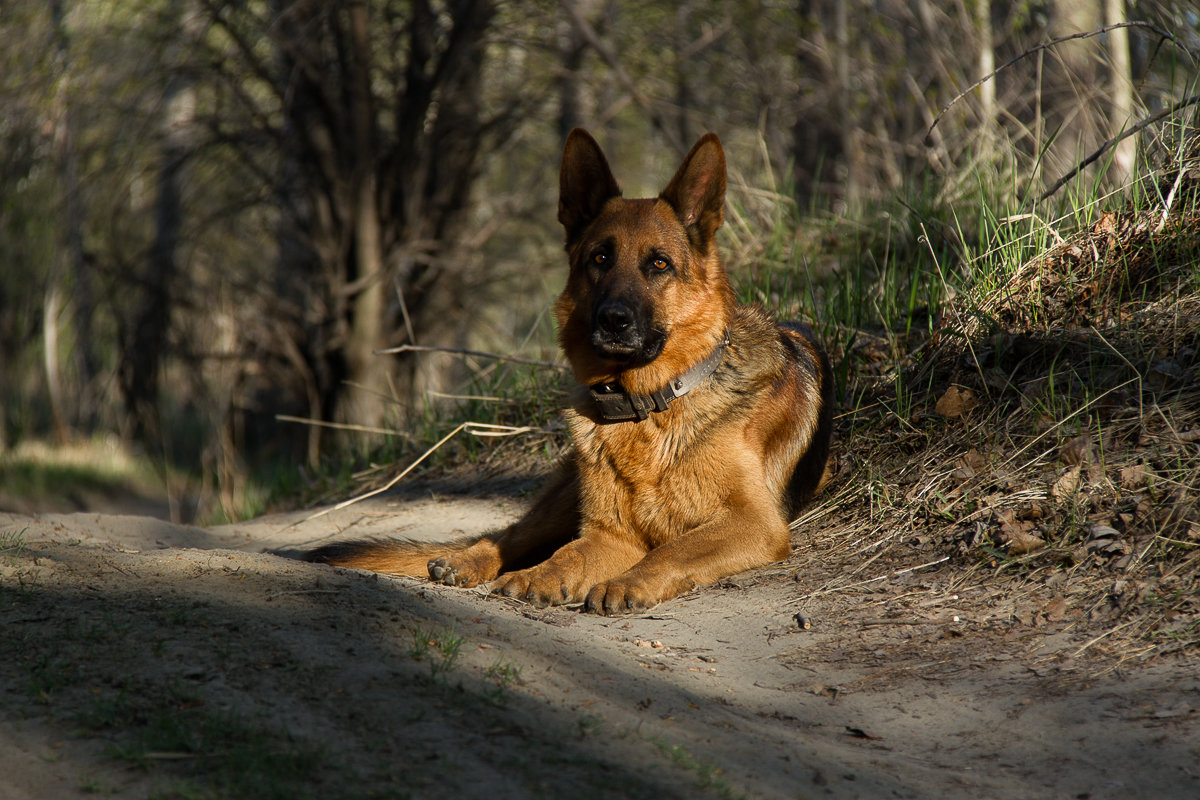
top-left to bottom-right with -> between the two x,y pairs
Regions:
799,148 -> 1200,668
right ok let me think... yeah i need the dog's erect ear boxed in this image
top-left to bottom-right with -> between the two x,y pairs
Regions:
559,129 -> 622,243
659,133 -> 726,247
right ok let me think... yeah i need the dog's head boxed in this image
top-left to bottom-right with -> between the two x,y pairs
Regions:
554,129 -> 735,392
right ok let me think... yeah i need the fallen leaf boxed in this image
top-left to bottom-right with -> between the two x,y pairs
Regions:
935,386 -> 978,418
1087,522 -> 1120,540
1042,597 -> 1068,622
1006,527 -> 1046,555
1000,516 -> 1045,554
1059,433 -> 1093,465
1019,380 -> 1046,411
1050,464 -> 1082,500
952,448 -> 986,482
1086,536 -> 1131,556
1019,502 -> 1049,520
1119,463 -> 1149,488
1094,212 -> 1118,235
951,448 -> 984,481
962,448 -> 985,469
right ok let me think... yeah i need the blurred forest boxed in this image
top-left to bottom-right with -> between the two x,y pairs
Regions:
1,0 -> 1196,518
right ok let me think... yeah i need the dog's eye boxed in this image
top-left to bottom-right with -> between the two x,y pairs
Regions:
592,252 -> 608,267
651,257 -> 671,272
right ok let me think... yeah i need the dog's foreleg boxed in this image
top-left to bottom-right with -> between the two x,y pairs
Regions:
582,486 -> 790,615
428,459 -> 582,587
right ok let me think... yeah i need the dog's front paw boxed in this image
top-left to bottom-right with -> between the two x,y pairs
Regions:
428,556 -> 470,586
583,577 -> 671,616
427,548 -> 500,588
491,566 -> 582,607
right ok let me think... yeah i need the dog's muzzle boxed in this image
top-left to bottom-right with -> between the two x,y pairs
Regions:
591,298 -> 663,363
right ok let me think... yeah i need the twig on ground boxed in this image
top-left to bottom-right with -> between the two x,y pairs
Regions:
286,422 -> 539,528
377,343 -> 567,370
1157,166 -> 1187,233
1072,619 -> 1139,658
791,556 -> 950,603
275,414 -> 412,439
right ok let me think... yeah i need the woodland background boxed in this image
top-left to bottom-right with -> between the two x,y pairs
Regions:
1,0 -> 1197,520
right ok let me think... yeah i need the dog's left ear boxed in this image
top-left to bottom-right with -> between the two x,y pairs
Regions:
660,133 -> 726,247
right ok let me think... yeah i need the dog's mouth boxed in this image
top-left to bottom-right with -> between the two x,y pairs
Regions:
589,296 -> 666,365
591,327 -> 666,364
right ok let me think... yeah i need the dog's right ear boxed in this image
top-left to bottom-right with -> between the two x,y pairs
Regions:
558,128 -> 622,243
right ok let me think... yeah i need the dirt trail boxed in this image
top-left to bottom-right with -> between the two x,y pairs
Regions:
2,489 -> 1198,799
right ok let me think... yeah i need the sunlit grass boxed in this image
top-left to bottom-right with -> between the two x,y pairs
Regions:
0,436 -> 168,512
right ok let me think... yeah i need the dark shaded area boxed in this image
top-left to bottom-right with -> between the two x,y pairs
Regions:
4,538 -> 1200,799
0,549 -> 699,799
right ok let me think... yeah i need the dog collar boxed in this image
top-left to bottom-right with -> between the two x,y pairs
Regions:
586,334 -> 728,422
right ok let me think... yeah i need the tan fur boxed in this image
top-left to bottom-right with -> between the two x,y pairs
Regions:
306,130 -> 833,615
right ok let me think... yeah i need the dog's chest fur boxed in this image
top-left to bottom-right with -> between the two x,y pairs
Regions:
567,305 -> 791,542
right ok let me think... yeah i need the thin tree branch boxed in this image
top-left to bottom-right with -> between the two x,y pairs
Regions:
926,22 -> 1197,142
1033,93 -> 1200,204
557,0 -> 684,152
198,0 -> 286,106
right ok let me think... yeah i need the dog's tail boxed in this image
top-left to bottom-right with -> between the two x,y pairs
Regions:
302,536 -> 485,576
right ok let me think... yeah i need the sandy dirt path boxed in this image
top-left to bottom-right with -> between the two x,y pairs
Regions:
2,487 -> 1198,799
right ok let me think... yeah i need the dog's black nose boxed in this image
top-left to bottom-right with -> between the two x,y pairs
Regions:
595,301 -> 634,334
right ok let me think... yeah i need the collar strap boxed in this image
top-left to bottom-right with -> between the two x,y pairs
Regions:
587,335 -> 728,422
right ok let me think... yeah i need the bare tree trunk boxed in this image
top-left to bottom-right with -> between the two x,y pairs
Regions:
976,0 -> 997,153
835,0 -> 860,211
59,44 -> 96,431
1045,0 -> 1103,184
674,3 -> 691,148
340,0 -> 390,431
344,171 -> 390,430
558,0 -> 588,142
1105,0 -> 1135,185
45,0 -> 82,444
43,284 -> 68,443
122,0 -> 196,442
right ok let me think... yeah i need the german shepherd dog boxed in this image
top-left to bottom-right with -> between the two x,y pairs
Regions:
306,129 -> 833,615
